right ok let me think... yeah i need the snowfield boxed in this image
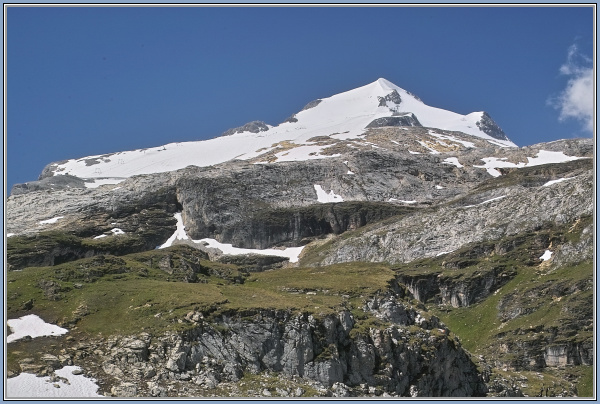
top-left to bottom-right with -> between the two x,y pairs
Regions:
474,151 -> 584,177
388,198 -> 417,204
7,314 -> 69,343
6,366 -> 102,398
45,78 -> 516,182
314,184 -> 344,203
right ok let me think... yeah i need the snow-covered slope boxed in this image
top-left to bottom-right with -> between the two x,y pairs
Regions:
44,78 -> 516,183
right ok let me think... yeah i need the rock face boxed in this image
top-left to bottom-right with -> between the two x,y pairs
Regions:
305,158 -> 593,266
476,112 -> 510,141
366,114 -> 421,128
79,301 -> 487,397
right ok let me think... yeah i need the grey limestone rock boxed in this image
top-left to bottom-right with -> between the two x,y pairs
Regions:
87,301 -> 485,397
11,174 -> 87,195
300,99 -> 322,111
476,112 -> 510,141
377,90 -> 402,107
111,382 -> 137,397
366,113 -> 421,128
221,120 -> 270,136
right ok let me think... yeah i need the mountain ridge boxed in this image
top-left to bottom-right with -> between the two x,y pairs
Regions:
32,78 -> 515,190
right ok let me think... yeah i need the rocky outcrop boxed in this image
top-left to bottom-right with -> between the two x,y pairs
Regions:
283,99 -> 323,123
300,99 -> 322,111
476,112 -> 510,141
71,301 -> 486,397
221,121 -> 270,136
366,114 -> 421,128
7,209 -> 177,271
377,90 -> 402,107
397,265 -> 515,309
11,174 -> 87,195
544,343 -> 593,367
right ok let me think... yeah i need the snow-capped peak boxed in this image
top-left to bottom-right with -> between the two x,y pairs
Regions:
42,78 -> 516,183
375,77 -> 397,91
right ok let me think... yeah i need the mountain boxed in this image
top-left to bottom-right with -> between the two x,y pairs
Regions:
6,79 -> 594,398
32,78 -> 514,189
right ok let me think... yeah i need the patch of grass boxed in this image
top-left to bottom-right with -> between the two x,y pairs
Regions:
217,262 -> 394,316
73,278 -> 226,334
80,234 -> 149,254
229,371 -> 319,397
490,366 -> 594,398
575,365 -> 594,397
430,259 -> 592,354
7,252 -> 395,337
430,267 -> 531,352
348,315 -> 390,338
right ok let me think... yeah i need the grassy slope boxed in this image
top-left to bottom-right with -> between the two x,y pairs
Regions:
7,246 -> 394,337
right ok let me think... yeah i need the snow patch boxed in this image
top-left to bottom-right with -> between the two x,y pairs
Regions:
474,151 -> 585,177
408,150 -> 421,155
314,184 -> 344,203
39,216 -> 64,225
196,238 -> 304,263
442,157 -> 464,168
435,185 -> 444,190
93,234 -> 108,239
388,198 -> 417,204
7,314 -> 68,343
539,250 -> 553,261
6,366 -> 102,398
526,150 -> 583,166
543,177 -> 572,187
7,233 -> 15,237
473,157 -> 517,177
157,214 -> 304,262
158,213 -> 189,249
84,178 -> 125,189
343,160 -> 355,175
436,250 -> 455,257
464,195 -> 507,208
111,228 -> 125,235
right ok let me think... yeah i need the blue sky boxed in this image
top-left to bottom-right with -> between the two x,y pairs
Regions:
5,5 -> 595,190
